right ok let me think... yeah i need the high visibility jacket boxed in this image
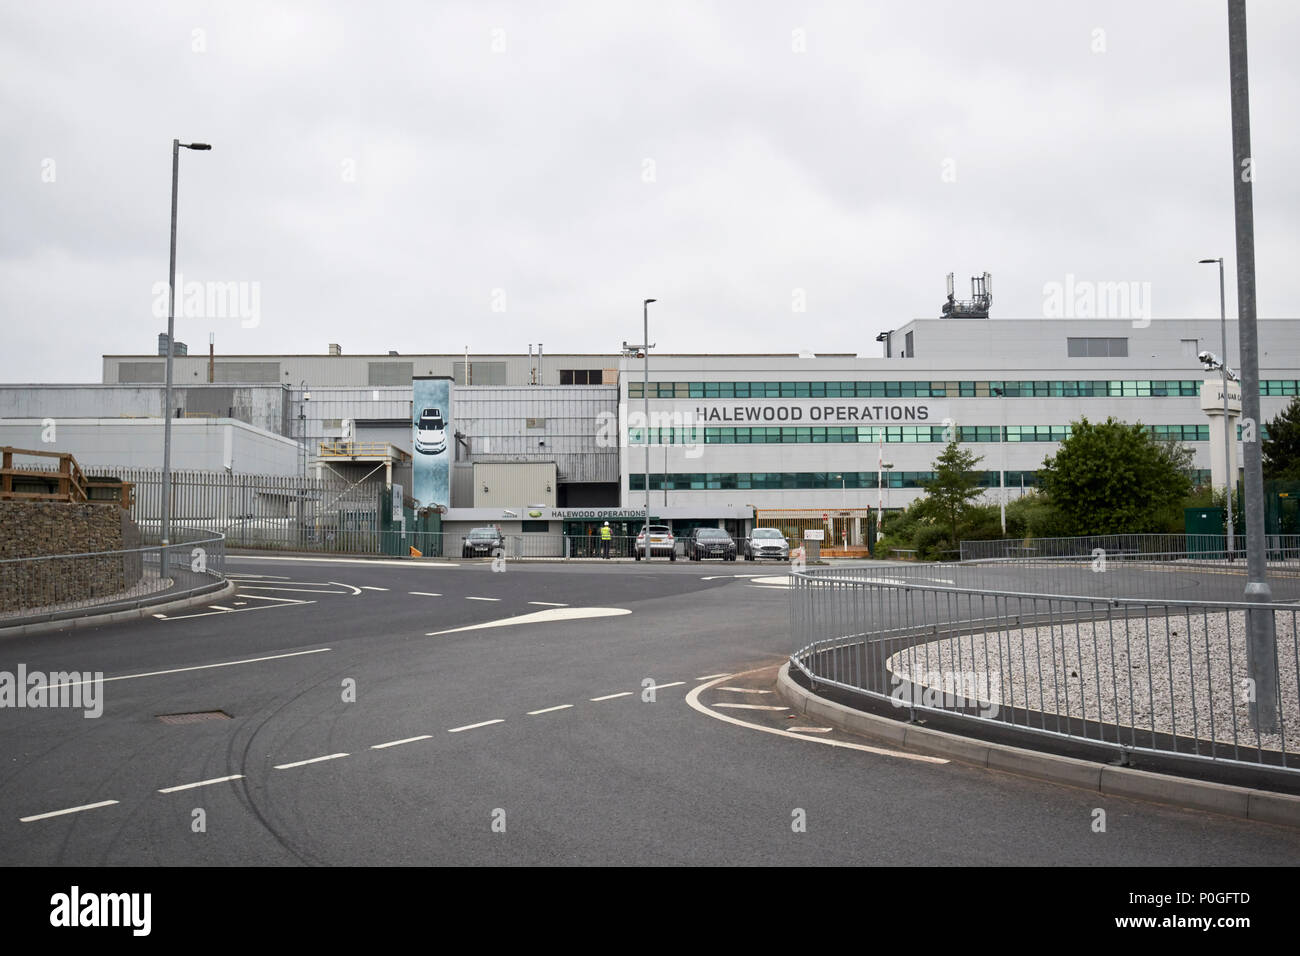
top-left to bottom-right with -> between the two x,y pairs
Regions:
600,526 -> 612,541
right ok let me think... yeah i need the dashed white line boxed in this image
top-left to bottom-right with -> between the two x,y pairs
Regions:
528,601 -> 569,607
465,596 -> 501,602
717,686 -> 772,694
590,692 -> 633,701
645,681 -> 686,691
713,703 -> 790,711
695,673 -> 731,681
361,586 -> 390,591
527,704 -> 573,715
21,800 -> 119,823
233,593 -> 308,603
207,605 -> 234,611
448,719 -> 504,733
409,592 -> 442,597
371,735 -> 432,749
158,774 -> 244,793
274,753 -> 349,770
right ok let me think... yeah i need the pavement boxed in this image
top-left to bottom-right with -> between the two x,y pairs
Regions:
2,554 -> 1298,865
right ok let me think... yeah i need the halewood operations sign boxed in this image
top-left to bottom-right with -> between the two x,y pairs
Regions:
693,402 -> 939,423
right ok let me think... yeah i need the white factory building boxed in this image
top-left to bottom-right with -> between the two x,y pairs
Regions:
3,316 -> 1297,542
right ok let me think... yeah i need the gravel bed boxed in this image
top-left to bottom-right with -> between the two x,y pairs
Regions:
887,608 -> 1300,755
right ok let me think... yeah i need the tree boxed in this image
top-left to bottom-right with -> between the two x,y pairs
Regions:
1038,417 -> 1192,535
920,440 -> 986,544
1263,395 -> 1300,481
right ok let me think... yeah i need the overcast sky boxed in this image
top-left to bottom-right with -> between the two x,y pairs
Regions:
3,1 -> 1298,382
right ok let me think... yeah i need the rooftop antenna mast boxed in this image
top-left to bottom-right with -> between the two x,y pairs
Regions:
942,272 -> 993,318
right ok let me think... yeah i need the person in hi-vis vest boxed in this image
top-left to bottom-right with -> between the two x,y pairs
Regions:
600,521 -> 612,559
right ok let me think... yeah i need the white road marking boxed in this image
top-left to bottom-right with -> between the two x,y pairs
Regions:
158,600 -> 318,620
42,648 -> 332,690
788,726 -> 834,734
230,555 -> 461,568
20,800 -> 119,823
717,686 -> 772,694
645,681 -> 685,691
685,671 -> 949,765
233,601 -> 247,606
713,703 -> 790,711
233,593 -> 309,603
448,719 -> 504,733
274,753 -> 349,770
409,592 -> 442,597
361,586 -> 389,591
746,585 -> 792,590
226,573 -> 290,580
371,735 -> 432,749
700,574 -> 766,581
695,673 -> 731,681
234,585 -> 350,594
329,581 -> 363,595
465,596 -> 501,602
427,606 -> 630,636
158,774 -> 244,793
528,601 -> 568,607
590,691 -> 633,701
527,704 -> 573,715
207,605 -> 235,612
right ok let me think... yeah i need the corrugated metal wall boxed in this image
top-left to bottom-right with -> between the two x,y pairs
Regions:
455,385 -> 617,483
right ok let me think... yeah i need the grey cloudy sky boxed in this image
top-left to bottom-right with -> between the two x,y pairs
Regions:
2,0 -> 1298,382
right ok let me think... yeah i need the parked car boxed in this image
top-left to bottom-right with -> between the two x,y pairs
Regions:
686,527 -> 736,561
462,526 -> 504,558
415,407 -> 447,455
744,527 -> 790,561
634,524 -> 676,561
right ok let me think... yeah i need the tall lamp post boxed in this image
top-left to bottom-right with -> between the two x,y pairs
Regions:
623,299 -> 656,559
161,139 -> 211,560
1198,257 -> 1236,559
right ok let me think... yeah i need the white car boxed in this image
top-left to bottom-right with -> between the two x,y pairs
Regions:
415,407 -> 447,455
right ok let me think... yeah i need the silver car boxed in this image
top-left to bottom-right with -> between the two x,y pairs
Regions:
744,528 -> 790,561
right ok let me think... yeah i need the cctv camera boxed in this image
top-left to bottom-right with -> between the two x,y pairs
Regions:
1197,351 -> 1214,364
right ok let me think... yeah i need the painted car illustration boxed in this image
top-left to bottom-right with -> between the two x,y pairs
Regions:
415,407 -> 447,455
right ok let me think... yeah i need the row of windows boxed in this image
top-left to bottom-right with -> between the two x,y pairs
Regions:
627,380 -> 1300,399
626,424 -> 1215,444
628,469 -> 1215,491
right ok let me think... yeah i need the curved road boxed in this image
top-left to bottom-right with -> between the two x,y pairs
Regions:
0,555 -> 1296,865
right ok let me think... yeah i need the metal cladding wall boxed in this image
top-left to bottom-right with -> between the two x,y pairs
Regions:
454,385 -> 618,484
472,461 -> 557,507
0,384 -> 290,435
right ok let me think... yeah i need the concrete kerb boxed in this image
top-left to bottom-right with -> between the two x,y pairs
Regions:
0,579 -> 236,639
776,661 -> 1300,829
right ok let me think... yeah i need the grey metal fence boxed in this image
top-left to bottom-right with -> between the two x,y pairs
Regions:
0,529 -> 226,622
960,532 -> 1300,563
789,563 -> 1300,775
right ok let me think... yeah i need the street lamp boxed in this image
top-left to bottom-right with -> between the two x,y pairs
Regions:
623,299 -> 656,559
161,140 -> 211,559
880,462 -> 894,532
1199,257 -> 1236,559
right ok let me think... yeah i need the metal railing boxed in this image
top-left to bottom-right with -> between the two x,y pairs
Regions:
0,529 -> 226,623
789,560 -> 1300,775
960,532 -> 1300,563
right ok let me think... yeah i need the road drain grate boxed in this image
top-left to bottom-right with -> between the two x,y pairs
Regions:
156,711 -> 231,724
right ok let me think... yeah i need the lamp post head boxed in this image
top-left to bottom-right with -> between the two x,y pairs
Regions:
183,143 -> 212,150
1198,257 -> 1222,265
644,298 -> 656,305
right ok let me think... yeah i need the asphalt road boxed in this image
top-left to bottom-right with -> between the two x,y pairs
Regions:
1,555 -> 1297,866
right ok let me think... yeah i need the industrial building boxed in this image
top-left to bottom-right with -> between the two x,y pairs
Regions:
3,316 -> 1297,547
